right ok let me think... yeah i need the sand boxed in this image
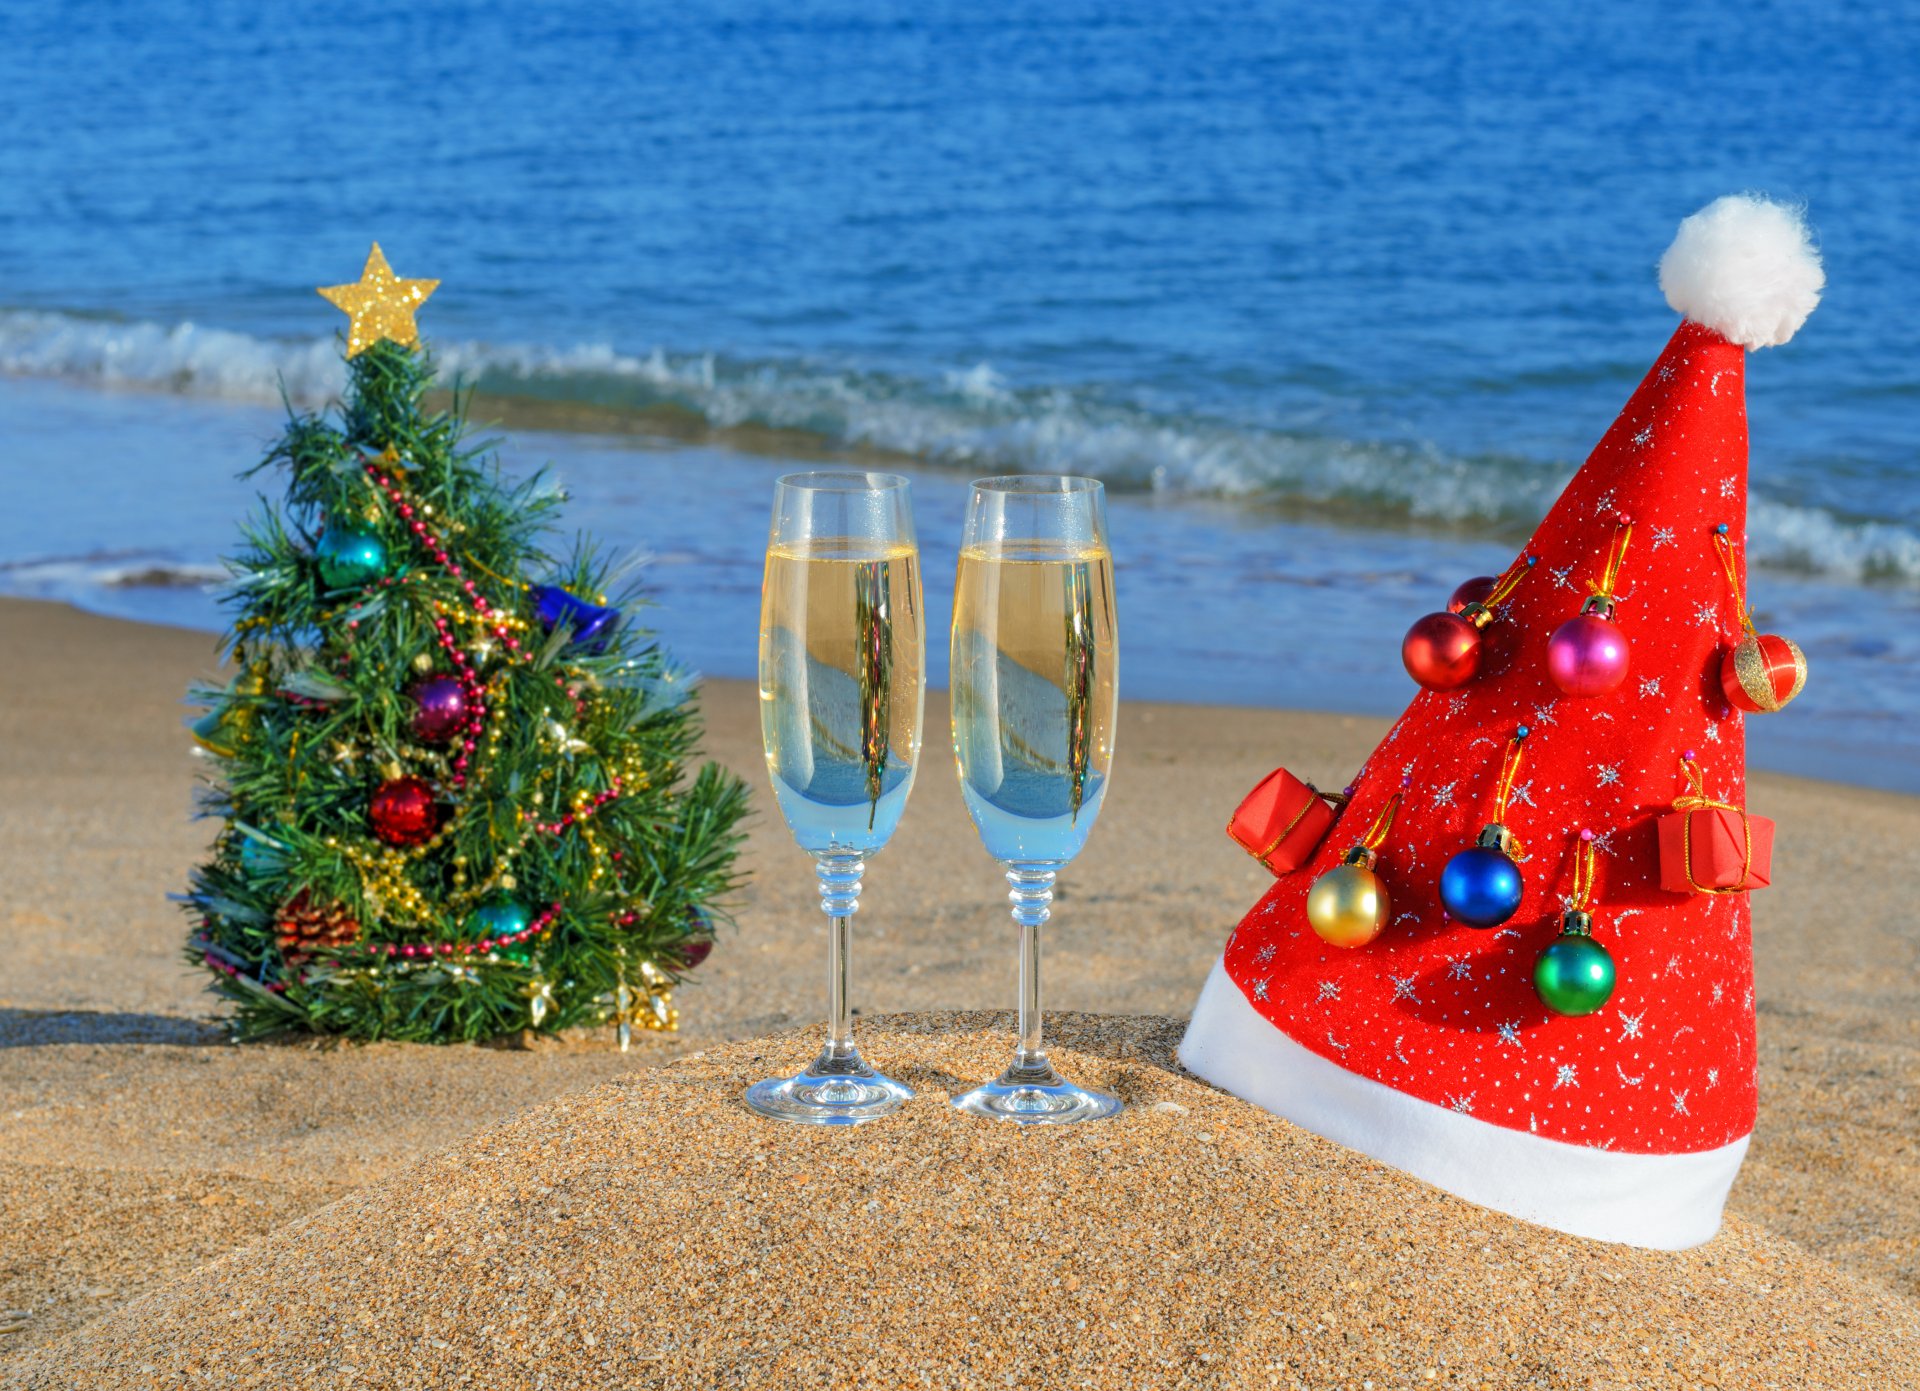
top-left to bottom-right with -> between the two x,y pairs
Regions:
1,597 -> 1916,1384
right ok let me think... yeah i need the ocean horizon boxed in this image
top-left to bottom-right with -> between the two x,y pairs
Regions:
2,0 -> 1915,788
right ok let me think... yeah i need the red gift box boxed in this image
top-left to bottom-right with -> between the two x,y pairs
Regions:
1228,768 -> 1340,876
1657,805 -> 1773,894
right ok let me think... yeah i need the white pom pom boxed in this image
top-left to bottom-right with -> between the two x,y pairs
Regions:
1658,195 -> 1823,350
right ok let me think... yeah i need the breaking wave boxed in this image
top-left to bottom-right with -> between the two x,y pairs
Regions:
3,308 -> 1913,585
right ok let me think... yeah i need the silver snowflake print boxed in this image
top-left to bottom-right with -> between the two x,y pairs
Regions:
1719,476 -> 1737,498
1530,702 -> 1558,728
1632,427 -> 1653,448
1553,1063 -> 1579,1089
1447,1093 -> 1475,1115
1594,488 -> 1616,516
1595,763 -> 1622,786
1392,1035 -> 1412,1065
1254,943 -> 1277,965
1446,957 -> 1473,981
1665,953 -> 1685,979
1251,978 -> 1270,1001
1638,676 -> 1663,698
1588,829 -> 1617,857
1317,980 -> 1342,1002
1497,1021 -> 1523,1049
1507,780 -> 1534,809
1327,1033 -> 1350,1054
1389,974 -> 1420,1003
1650,525 -> 1675,550
1619,1011 -> 1644,1040
1671,1089 -> 1691,1115
1616,1063 -> 1644,1087
1549,564 -> 1575,591
1430,781 -> 1457,809
1692,600 -> 1720,625
1658,364 -> 1676,382
1704,723 -> 1723,744
1710,982 -> 1725,1005
1707,1068 -> 1721,1089
1709,371 -> 1727,396
1445,693 -> 1469,717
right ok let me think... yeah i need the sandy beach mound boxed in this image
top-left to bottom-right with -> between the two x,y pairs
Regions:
14,1014 -> 1916,1390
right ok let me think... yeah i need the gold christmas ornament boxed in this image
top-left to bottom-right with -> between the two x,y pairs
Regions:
1304,789 -> 1403,949
1306,847 -> 1390,948
317,243 -> 439,357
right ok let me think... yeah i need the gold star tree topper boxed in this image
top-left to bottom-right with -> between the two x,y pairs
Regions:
317,243 -> 439,357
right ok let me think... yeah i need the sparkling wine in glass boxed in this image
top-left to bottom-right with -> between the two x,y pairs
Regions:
746,472 -> 925,1125
950,475 -> 1121,1124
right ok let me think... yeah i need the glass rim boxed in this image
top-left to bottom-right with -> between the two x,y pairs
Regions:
968,473 -> 1105,496
774,470 -> 912,494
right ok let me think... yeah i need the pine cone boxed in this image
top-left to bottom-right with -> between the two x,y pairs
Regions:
276,891 -> 361,965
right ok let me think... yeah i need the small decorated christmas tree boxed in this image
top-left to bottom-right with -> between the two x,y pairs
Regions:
185,245 -> 747,1044
1187,196 -> 1823,1249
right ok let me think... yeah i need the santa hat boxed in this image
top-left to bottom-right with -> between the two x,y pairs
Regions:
1181,195 -> 1823,1250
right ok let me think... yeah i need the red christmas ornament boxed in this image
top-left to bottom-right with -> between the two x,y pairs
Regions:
1401,611 -> 1483,689
369,776 -> 440,846
1720,633 -> 1807,713
1402,555 -> 1534,691
1448,575 -> 1498,614
1710,530 -> 1807,714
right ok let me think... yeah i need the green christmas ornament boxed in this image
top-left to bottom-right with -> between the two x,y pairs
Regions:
1534,909 -> 1616,1017
466,898 -> 533,944
314,524 -> 389,589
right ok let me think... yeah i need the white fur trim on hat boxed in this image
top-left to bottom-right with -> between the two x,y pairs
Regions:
1658,194 -> 1823,350
1178,957 -> 1749,1250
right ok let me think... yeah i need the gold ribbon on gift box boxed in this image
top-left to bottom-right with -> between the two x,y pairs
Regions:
1674,756 -> 1756,895
1229,779 -> 1348,864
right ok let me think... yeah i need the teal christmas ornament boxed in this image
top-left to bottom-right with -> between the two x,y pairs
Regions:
466,899 -> 533,944
1439,823 -> 1525,928
315,525 -> 389,589
237,835 -> 288,875
1534,910 -> 1616,1016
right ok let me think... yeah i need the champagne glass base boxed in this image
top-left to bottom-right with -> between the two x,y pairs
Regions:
951,1060 -> 1121,1126
745,1051 -> 913,1126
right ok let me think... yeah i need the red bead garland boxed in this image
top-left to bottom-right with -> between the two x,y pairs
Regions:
355,902 -> 562,959
524,779 -> 628,836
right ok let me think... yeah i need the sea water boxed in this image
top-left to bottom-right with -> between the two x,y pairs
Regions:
1,0 -> 1916,787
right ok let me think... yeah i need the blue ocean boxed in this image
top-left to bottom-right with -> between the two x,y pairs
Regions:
1,1 -> 1916,786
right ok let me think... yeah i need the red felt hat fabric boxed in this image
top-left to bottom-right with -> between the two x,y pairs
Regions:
1183,197 -> 1824,1248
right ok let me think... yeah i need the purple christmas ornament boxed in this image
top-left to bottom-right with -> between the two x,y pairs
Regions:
409,676 -> 469,744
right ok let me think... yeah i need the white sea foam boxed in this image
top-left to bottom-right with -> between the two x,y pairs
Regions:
3,309 -> 1914,586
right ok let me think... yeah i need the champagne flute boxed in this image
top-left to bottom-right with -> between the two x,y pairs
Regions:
747,472 -> 925,1125
950,475 -> 1121,1124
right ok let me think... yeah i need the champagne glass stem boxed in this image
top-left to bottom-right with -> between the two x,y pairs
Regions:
1008,863 -> 1057,1072
819,850 -> 863,1061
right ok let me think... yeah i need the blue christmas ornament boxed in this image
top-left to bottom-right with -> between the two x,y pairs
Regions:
1439,825 -> 1525,928
532,585 -> 621,652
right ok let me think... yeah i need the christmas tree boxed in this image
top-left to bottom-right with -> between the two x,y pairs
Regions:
185,245 -> 748,1045
1186,196 -> 1823,1248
